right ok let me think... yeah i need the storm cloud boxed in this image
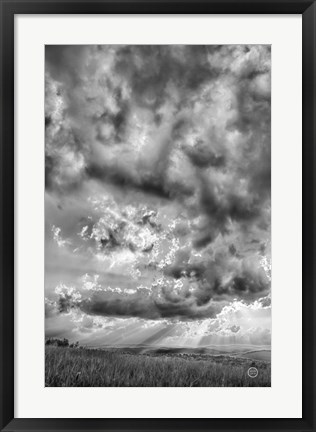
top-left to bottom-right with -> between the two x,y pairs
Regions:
45,45 -> 271,342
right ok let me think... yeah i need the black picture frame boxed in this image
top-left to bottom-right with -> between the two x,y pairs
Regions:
0,0 -> 315,431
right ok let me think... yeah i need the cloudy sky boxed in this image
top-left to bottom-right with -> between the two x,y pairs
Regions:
45,45 -> 271,349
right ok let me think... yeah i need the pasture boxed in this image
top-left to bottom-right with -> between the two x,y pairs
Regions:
45,346 -> 271,387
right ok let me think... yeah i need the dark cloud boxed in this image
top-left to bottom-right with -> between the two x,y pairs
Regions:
54,245 -> 269,320
45,45 -> 270,204
55,286 -> 225,321
85,162 -> 172,200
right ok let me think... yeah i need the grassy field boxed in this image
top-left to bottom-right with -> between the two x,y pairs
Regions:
45,346 -> 271,387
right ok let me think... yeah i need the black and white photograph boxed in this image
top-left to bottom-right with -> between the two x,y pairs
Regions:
45,45 -> 271,387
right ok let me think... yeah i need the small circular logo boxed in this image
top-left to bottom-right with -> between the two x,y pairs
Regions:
247,367 -> 258,378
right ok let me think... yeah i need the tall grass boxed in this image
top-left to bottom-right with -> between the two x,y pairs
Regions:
45,346 -> 271,387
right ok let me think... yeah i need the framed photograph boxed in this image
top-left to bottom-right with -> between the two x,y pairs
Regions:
1,0 -> 315,431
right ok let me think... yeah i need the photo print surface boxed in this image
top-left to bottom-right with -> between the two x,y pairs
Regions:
45,45 -> 271,387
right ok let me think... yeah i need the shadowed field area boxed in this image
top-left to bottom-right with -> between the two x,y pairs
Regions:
45,346 -> 271,387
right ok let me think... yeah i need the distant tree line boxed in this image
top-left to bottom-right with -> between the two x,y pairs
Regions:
45,337 -> 79,348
